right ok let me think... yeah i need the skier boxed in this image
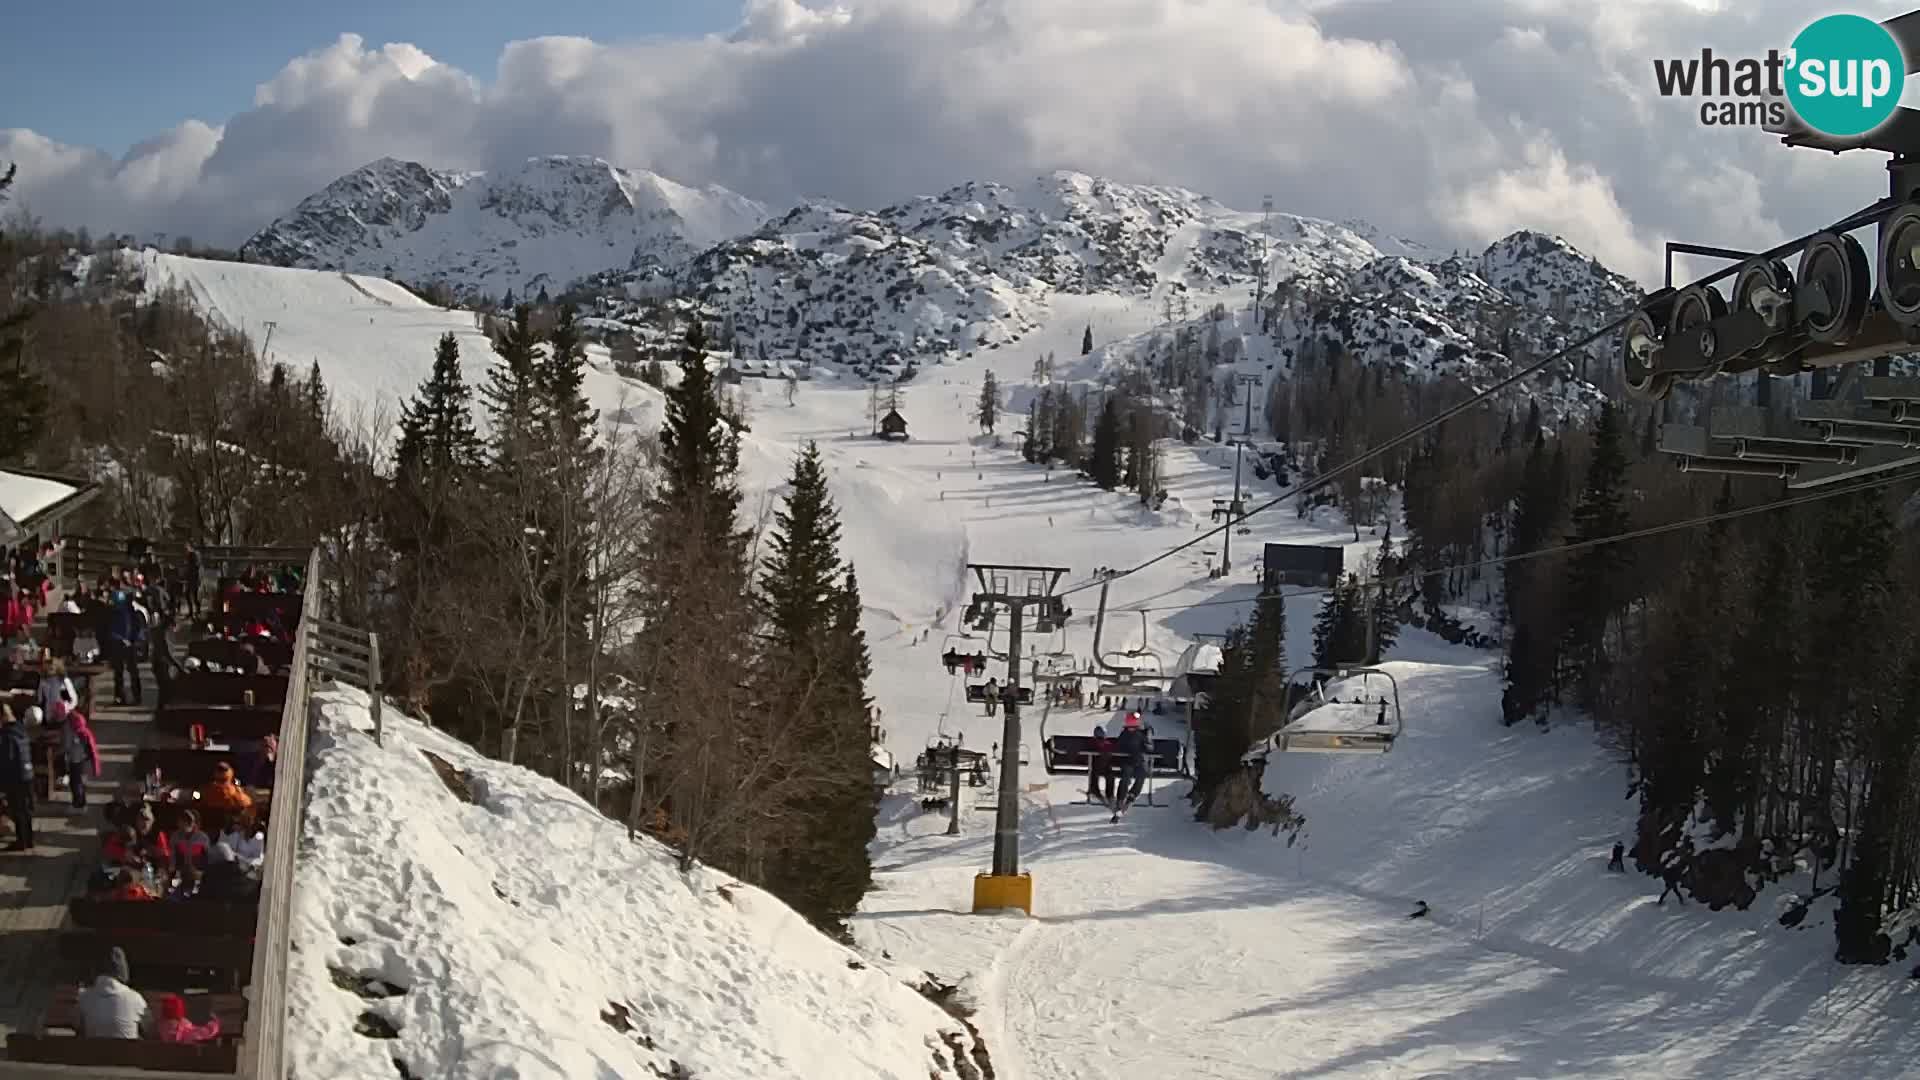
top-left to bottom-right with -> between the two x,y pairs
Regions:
1109,713 -> 1151,822
982,677 -> 999,717
1607,841 -> 1625,872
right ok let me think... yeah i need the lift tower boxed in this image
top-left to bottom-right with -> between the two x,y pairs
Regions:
961,563 -> 1071,915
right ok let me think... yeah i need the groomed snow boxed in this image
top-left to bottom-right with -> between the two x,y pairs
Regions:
290,684 -> 986,1080
134,251 -> 666,443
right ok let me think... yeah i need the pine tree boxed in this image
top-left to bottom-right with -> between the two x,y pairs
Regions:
396,333 -> 484,483
0,164 -> 45,461
303,361 -> 330,436
1559,403 -> 1631,712
536,304 -> 603,781
1311,575 -> 1367,669
1090,397 -> 1121,490
1191,590 -> 1285,818
978,371 -> 999,433
479,306 -> 547,474
758,445 -> 876,934
1082,324 -> 1094,355
393,333 -> 484,561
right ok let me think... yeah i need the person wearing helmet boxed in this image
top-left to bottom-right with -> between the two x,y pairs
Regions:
1110,713 -> 1151,819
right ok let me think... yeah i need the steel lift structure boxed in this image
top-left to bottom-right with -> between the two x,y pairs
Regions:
1626,11 -> 1920,486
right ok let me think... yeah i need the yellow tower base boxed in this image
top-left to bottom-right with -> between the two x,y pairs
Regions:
972,872 -> 1033,914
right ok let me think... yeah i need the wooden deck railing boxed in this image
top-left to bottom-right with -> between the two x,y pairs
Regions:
237,547 -> 321,1080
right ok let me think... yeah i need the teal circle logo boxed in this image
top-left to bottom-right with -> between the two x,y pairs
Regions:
1786,14 -> 1907,137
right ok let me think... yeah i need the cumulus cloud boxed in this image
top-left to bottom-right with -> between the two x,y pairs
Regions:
1,0 -> 1912,283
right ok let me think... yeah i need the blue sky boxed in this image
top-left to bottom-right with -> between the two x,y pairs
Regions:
4,0 -> 739,156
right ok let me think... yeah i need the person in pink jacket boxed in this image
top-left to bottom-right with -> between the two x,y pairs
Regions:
153,993 -> 221,1043
63,703 -> 101,810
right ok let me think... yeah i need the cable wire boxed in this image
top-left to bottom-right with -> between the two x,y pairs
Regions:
1112,466 -> 1915,615
1055,196 -> 1897,604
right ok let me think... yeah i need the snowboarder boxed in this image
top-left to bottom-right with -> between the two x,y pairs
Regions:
982,677 -> 999,716
1408,900 -> 1430,919
1109,714 -> 1151,821
1607,842 -> 1625,872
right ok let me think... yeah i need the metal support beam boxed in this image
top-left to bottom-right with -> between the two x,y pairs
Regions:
963,563 -> 1070,888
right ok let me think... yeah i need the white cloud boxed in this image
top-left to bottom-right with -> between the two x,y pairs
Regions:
1,0 -> 1912,283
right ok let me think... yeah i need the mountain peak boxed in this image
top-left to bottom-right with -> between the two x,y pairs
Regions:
241,157 -> 770,299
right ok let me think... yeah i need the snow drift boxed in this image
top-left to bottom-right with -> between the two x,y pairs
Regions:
288,685 -> 988,1080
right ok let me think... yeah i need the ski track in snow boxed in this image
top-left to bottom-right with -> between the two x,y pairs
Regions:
142,251 -> 1920,1079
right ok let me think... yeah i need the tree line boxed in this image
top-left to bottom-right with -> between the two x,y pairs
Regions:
377,312 -> 878,936
1,166 -> 879,937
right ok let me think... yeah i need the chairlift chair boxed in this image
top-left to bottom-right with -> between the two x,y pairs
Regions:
1270,665 -> 1403,754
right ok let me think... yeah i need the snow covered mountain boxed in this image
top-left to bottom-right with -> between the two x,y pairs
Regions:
238,160 -> 1636,391
662,171 -> 1448,373
239,156 -> 770,301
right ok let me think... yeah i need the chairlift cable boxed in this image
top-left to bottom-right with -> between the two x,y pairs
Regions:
1113,465 -> 1916,615
1053,198 -> 1897,606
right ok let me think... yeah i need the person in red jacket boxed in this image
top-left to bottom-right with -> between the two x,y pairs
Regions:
0,582 -> 31,643
154,994 -> 221,1043
1087,725 -> 1117,806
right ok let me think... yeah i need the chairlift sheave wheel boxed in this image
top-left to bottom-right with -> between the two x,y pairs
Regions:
1879,203 -> 1920,328
1730,258 -> 1796,368
1620,309 -> 1671,400
1667,283 -> 1729,375
1798,231 -> 1872,345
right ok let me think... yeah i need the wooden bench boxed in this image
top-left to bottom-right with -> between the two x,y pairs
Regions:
59,931 -> 254,990
187,636 -> 293,670
69,898 -> 258,937
146,793 -> 271,835
156,704 -> 281,740
5,1033 -> 239,1072
161,671 -> 287,709
135,746 -> 271,789
42,984 -> 248,1035
1042,735 -> 1187,777
216,591 -> 302,626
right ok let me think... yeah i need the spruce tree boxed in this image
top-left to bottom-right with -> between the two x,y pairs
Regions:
758,445 -> 876,934
1559,403 -> 1630,711
1091,397 -> 1122,490
1311,575 -> 1367,669
0,164 -> 45,460
479,306 -> 547,474
537,304 -> 602,781
395,333 -> 484,484
1191,591 -> 1285,818
977,371 -> 999,433
393,333 -> 484,560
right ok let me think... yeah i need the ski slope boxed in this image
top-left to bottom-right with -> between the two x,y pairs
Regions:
733,324 -> 1920,1080
162,257 -> 1920,1077
133,251 -> 666,440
